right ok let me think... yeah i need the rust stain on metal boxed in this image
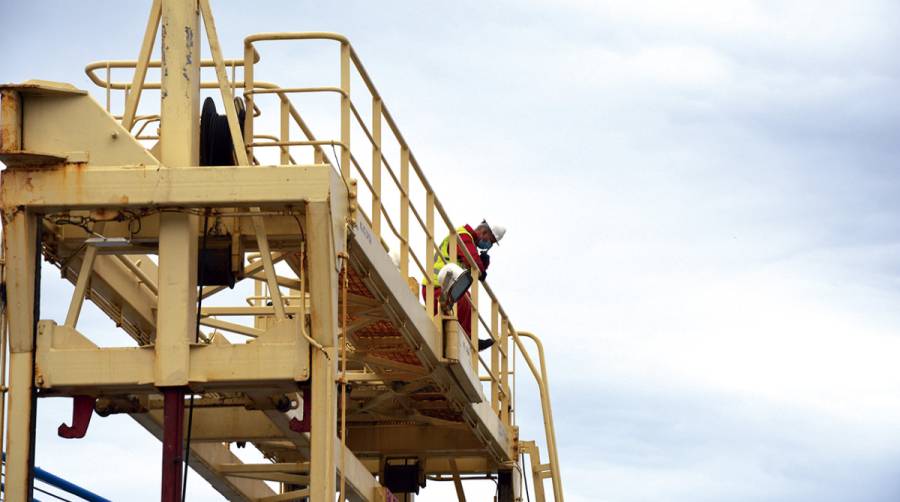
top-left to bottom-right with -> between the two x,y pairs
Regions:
0,90 -> 21,151
0,125 -> 9,151
34,365 -> 45,387
93,208 -> 113,220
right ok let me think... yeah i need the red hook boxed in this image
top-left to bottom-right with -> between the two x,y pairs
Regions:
57,395 -> 95,439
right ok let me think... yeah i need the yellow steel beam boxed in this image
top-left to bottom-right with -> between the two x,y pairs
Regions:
346,424 -> 485,456
260,489 -> 309,502
66,253 -> 158,344
35,319 -> 309,393
217,462 -> 309,474
2,210 -> 38,502
449,458 -> 467,502
201,306 -> 302,317
199,317 -> 264,338
147,407 -> 284,442
64,222 -> 105,328
2,83 -> 156,166
306,200 -> 340,499
519,441 -> 547,502
1,163 -> 335,210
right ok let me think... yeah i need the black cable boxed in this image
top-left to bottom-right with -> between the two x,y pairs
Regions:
181,393 -> 195,502
425,474 -> 497,481
57,242 -> 87,273
182,210 -> 210,501
33,485 -> 75,502
331,143 -> 341,173
27,218 -> 43,501
521,454 -> 531,502
194,211 -> 210,345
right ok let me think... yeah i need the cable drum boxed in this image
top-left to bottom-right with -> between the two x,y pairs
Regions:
199,96 -> 246,166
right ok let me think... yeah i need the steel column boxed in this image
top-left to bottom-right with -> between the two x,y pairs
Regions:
156,0 -> 200,387
306,202 -> 339,500
2,211 -> 39,502
161,390 -> 186,502
156,1 -> 200,501
497,470 -> 514,502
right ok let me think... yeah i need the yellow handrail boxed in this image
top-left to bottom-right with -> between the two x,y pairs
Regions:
82,37 -> 559,484
514,331 -> 564,501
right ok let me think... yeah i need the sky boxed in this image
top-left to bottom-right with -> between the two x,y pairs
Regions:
3,0 -> 900,501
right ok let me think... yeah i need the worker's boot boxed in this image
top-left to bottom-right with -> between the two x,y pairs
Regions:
477,338 -> 494,351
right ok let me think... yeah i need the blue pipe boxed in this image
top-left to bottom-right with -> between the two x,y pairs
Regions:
2,452 -> 111,502
33,465 -> 112,502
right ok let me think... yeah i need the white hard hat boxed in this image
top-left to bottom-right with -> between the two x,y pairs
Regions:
438,263 -> 473,312
482,220 -> 506,244
438,263 -> 466,290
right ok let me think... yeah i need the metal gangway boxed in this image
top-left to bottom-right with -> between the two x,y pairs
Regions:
0,1 -> 563,500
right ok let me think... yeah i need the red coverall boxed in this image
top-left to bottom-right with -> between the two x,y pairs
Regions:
421,224 -> 487,336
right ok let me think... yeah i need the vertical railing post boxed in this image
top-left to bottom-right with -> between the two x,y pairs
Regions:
242,41 -> 255,163
425,192 -> 435,322
470,274 -> 479,371
105,62 -> 111,112
340,42 -> 351,181
371,98 -> 383,237
448,225 -> 457,318
399,146 -> 410,278
230,61 -> 236,94
512,324 -> 517,427
500,317 -> 510,425
121,0 -> 162,131
279,98 -> 290,164
490,300 -> 500,413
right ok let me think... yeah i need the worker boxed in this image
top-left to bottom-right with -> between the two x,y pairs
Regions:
423,220 -> 506,351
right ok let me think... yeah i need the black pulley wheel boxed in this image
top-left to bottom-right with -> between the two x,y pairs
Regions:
199,96 -> 247,166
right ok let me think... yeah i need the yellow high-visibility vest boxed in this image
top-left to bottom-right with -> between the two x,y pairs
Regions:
423,226 -> 472,286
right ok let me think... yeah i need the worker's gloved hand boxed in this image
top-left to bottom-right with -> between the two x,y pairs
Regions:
479,251 -> 491,268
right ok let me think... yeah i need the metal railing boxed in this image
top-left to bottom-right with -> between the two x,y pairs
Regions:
241,32 -> 521,421
83,29 -> 563,499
